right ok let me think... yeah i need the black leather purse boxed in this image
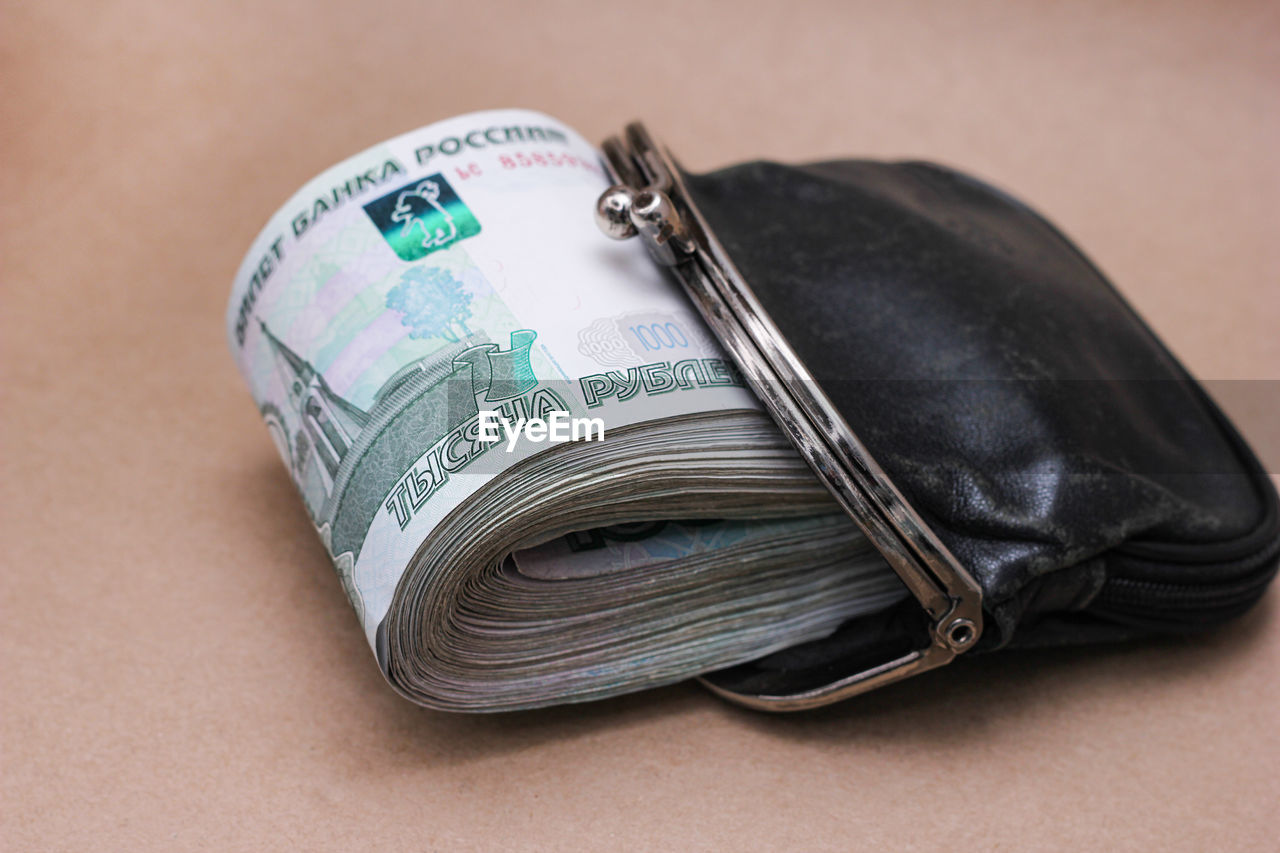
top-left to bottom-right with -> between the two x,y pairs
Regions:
594,124 -> 1279,710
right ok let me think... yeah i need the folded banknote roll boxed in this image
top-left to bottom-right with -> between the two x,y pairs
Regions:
227,109 -> 904,711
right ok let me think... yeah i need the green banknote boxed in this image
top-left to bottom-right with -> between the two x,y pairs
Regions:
227,109 -> 903,710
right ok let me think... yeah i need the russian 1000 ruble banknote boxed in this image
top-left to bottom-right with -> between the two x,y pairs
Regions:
226,109 -> 902,710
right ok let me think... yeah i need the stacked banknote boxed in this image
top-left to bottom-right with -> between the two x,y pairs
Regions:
227,109 -> 904,711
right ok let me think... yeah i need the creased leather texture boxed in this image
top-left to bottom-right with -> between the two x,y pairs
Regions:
681,160 -> 1279,668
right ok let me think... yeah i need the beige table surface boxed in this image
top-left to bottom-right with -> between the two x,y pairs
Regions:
4,1 -> 1278,850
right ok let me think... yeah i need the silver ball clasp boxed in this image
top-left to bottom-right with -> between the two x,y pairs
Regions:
595,185 -> 638,240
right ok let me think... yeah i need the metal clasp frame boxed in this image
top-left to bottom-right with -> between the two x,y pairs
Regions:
595,123 -> 985,711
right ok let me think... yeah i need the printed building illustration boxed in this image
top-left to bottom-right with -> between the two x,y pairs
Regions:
260,322 -> 370,505
257,321 -> 538,563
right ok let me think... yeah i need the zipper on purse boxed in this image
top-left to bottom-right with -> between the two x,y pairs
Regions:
1090,545 -> 1280,630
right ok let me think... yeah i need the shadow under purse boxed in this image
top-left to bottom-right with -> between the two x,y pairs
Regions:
596,124 -> 1280,710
